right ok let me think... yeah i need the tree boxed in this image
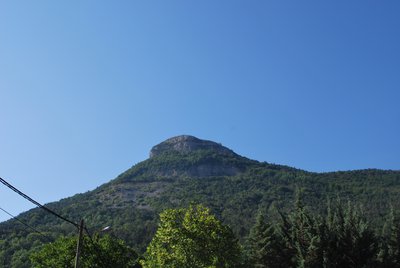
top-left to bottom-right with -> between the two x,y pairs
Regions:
277,197 -> 323,268
30,234 -> 140,268
247,197 -> 379,268
141,204 -> 242,268
246,213 -> 288,268
378,207 -> 400,267
323,200 -> 378,267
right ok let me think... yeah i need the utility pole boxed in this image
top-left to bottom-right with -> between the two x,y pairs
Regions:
74,219 -> 84,268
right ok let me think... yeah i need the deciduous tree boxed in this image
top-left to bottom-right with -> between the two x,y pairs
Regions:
30,234 -> 140,268
141,204 -> 242,268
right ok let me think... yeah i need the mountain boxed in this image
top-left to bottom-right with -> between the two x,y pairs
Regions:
1,135 -> 400,267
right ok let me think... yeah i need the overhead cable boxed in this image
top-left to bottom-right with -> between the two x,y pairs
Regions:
0,176 -> 79,229
0,205 -> 53,241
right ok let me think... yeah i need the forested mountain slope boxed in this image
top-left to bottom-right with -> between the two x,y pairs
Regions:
1,135 -> 399,267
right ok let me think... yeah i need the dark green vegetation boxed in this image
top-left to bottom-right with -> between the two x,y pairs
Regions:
246,197 -> 400,267
29,201 -> 400,267
30,234 -> 140,268
0,135 -> 399,267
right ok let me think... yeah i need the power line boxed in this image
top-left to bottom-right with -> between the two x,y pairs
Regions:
0,176 -> 117,265
0,205 -> 53,242
0,176 -> 79,229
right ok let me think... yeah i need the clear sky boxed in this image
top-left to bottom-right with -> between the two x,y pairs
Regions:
0,1 -> 399,222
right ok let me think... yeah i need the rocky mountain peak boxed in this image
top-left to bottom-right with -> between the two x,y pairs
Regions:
149,135 -> 236,158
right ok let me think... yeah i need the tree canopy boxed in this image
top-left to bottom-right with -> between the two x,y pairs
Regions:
141,204 -> 243,268
30,234 -> 140,268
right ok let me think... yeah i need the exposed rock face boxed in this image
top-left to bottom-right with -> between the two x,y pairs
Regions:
187,163 -> 240,177
149,135 -> 236,158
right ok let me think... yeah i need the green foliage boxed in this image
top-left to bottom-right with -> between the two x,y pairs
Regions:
247,198 -> 380,267
278,197 -> 324,268
322,200 -> 378,267
141,204 -> 242,268
1,147 -> 400,267
378,207 -> 400,267
246,213 -> 288,268
30,234 -> 140,268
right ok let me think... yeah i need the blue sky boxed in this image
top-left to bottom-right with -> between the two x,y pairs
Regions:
0,1 -> 399,222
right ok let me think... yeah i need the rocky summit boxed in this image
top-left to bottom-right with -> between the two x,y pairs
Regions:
149,135 -> 236,158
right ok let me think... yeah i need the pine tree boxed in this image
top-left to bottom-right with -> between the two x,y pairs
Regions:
247,213 -> 288,268
378,207 -> 400,267
324,200 -> 378,268
278,196 -> 324,268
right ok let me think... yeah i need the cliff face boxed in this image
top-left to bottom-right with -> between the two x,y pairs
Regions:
149,135 -> 236,158
147,135 -> 241,177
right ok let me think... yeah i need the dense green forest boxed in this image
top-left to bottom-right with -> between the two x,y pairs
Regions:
0,136 -> 399,267
27,202 -> 400,267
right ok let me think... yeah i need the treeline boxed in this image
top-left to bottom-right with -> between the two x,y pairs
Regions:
30,200 -> 400,268
246,198 -> 400,267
